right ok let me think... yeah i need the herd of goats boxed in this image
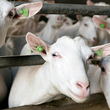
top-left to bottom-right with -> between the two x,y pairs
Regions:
0,0 -> 110,109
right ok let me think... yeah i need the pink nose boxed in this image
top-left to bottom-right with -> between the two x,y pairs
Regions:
76,82 -> 89,93
93,37 -> 97,42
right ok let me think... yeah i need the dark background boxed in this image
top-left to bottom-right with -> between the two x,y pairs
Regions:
8,0 -> 110,21
9,0 -> 110,4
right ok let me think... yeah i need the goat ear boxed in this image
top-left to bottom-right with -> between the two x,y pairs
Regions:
93,16 -> 110,33
26,32 -> 49,59
86,0 -> 94,5
91,43 -> 110,59
76,15 -> 83,21
14,2 -> 42,19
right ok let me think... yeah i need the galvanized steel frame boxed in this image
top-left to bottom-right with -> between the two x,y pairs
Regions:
14,2 -> 110,15
1,1 -> 110,68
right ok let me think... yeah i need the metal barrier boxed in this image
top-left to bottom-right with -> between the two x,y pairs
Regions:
1,1 -> 110,68
14,2 -> 110,15
0,55 -> 45,68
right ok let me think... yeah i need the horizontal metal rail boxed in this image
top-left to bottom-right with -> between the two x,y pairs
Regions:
13,1 -> 110,15
0,55 -> 45,68
2,1 -> 110,68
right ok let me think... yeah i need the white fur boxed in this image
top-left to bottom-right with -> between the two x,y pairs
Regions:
0,0 -> 15,48
9,35 -> 94,107
36,14 -> 65,45
87,55 -> 110,108
61,17 -> 75,27
0,0 -> 42,104
95,2 -> 109,6
87,0 -> 109,19
97,29 -> 110,45
56,16 -> 97,46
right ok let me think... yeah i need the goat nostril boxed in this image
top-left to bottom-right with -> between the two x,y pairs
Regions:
76,82 -> 90,90
77,83 -> 83,88
86,85 -> 90,90
93,38 -> 97,42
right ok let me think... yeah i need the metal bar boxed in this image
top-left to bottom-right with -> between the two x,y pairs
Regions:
4,93 -> 107,110
13,2 -> 110,15
0,55 -> 45,68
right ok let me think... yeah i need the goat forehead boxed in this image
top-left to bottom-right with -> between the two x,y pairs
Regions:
83,17 -> 92,23
50,36 -> 91,57
0,0 -> 14,16
50,36 -> 74,53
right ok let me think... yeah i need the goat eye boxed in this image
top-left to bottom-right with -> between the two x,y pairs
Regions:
89,55 -> 92,59
8,11 -> 14,18
52,53 -> 59,57
52,54 -> 57,57
84,24 -> 88,27
101,67 -> 105,72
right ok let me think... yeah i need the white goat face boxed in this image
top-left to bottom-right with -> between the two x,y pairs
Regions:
78,17 -> 98,46
47,14 -> 65,27
49,36 -> 94,103
26,33 -> 94,103
0,0 -> 15,47
0,0 -> 15,24
99,55 -> 110,108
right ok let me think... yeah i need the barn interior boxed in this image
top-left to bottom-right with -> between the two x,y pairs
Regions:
1,0 -> 110,110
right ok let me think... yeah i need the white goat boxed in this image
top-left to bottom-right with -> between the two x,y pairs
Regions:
0,0 -> 42,48
86,0 -> 109,20
86,0 -> 110,45
36,14 -> 66,45
0,0 -> 42,104
9,32 -> 97,108
93,16 -> 110,44
36,17 -> 75,33
88,53 -> 110,108
7,0 -> 54,36
55,15 -> 98,46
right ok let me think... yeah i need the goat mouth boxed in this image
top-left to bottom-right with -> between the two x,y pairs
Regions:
69,89 -> 87,100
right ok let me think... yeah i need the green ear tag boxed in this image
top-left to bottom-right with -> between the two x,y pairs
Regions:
19,10 -> 23,14
95,48 -> 103,57
19,8 -> 29,17
36,45 -> 43,52
80,17 -> 82,20
100,24 -> 105,28
31,50 -> 33,53
92,60 -> 98,64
